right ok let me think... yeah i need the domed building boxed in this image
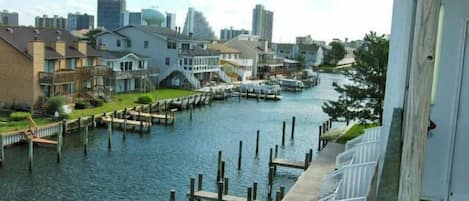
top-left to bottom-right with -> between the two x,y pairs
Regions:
142,8 -> 165,27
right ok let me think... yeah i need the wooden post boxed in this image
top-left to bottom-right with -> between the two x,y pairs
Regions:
255,130 -> 260,157
247,187 -> 252,201
57,123 -> 63,163
253,182 -> 258,200
198,174 -> 203,191
84,125 -> 88,156
224,177 -> 229,195
91,115 -> 96,128
0,135 -> 4,167
107,122 -> 112,150
217,181 -> 223,201
190,104 -> 193,121
399,1 -> 441,201
291,116 -> 296,140
139,109 -> 143,133
78,117 -> 82,133
309,149 -> 313,163
220,161 -> 225,181
282,121 -> 286,146
268,166 -> 274,200
269,148 -> 273,167
123,118 -> 127,141
169,190 -> 176,201
318,125 -> 322,151
165,103 -> 168,126
149,104 -> 153,123
217,150 -> 222,182
238,140 -> 243,170
304,153 -> 310,170
189,177 -> 195,201
276,191 -> 281,201
246,89 -> 248,99
280,186 -> 285,199
329,119 -> 333,129
28,137 -> 33,173
275,144 -> 278,158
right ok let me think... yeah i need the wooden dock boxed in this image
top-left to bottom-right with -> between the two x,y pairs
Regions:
190,191 -> 261,201
101,116 -> 151,128
231,92 -> 282,101
127,111 -> 175,121
31,138 -> 57,145
271,158 -> 306,170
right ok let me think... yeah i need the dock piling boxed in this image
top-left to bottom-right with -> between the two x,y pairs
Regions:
282,121 -> 286,146
309,149 -> 313,163
28,137 -> 33,173
198,174 -> 203,191
84,125 -> 88,156
123,118 -> 127,141
217,181 -> 223,201
224,177 -> 229,195
268,166 -> 274,200
217,150 -> 222,182
57,124 -> 63,163
107,122 -> 112,150
275,144 -> 278,158
247,187 -> 252,201
255,130 -> 260,157
238,140 -> 243,170
276,191 -> 281,201
220,161 -> 225,181
253,182 -> 258,200
169,190 -> 176,201
280,186 -> 285,200
291,116 -> 296,140
91,115 -> 96,128
304,153 -> 310,170
190,104 -> 193,121
190,177 -> 195,201
318,125 -> 322,151
269,148 -> 273,167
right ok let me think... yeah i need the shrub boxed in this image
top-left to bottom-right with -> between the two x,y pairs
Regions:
137,96 -> 153,104
74,101 -> 87,110
90,98 -> 104,107
46,96 -> 65,115
9,112 -> 31,121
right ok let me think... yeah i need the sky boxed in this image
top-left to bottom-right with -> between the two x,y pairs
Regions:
0,0 -> 394,43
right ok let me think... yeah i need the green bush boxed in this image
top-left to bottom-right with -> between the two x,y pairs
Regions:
46,96 -> 66,115
90,99 -> 104,107
9,112 -> 31,121
137,96 -> 153,104
74,101 -> 87,110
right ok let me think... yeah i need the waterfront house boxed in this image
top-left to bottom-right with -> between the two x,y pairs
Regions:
313,0 -> 469,200
0,27 -> 108,111
273,43 -> 324,68
225,34 -> 284,79
208,43 -> 253,81
100,51 -> 150,93
273,43 -> 296,59
95,25 -> 224,89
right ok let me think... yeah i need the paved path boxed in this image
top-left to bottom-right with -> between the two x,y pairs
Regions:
282,143 -> 344,201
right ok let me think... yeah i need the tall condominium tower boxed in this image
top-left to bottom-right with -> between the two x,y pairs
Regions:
183,7 -> 216,40
35,15 -> 67,29
166,12 -> 176,30
220,27 -> 250,41
251,4 -> 273,42
67,13 -> 94,31
97,0 -> 126,30
0,10 -> 19,26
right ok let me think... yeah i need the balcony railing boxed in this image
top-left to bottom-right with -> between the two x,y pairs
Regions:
38,70 -> 76,84
259,58 -> 284,65
76,66 -> 111,80
112,69 -> 147,80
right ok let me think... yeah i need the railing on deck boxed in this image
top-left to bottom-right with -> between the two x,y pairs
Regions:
1,123 -> 62,146
39,70 -> 76,84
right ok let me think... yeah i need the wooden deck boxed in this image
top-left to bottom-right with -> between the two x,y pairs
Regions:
127,111 -> 175,120
190,191 -> 261,201
101,116 -> 151,128
271,158 -> 305,169
31,138 -> 57,145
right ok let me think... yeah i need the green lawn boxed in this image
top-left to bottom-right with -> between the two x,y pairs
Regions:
0,117 -> 55,134
336,123 -> 379,144
69,89 -> 198,120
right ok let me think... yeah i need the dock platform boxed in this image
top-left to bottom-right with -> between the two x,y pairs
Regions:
190,191 -> 261,201
127,111 -> 175,121
271,158 -> 306,170
31,138 -> 57,145
282,143 -> 344,201
101,116 -> 151,128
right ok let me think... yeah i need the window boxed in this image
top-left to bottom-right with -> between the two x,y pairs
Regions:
120,62 -> 124,71
144,41 -> 149,48
87,57 -> 94,66
116,39 -> 121,47
127,40 -> 132,48
184,58 -> 188,65
66,59 -> 76,69
165,57 -> 170,66
181,43 -> 190,50
189,58 -> 192,65
44,60 -> 55,72
167,41 -> 177,49
139,61 -> 144,69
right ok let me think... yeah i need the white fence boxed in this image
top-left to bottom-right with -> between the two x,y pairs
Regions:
319,126 -> 382,201
1,123 -> 63,146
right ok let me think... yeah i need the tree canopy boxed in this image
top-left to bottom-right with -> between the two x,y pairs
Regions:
328,41 -> 347,65
84,29 -> 104,48
322,32 -> 389,124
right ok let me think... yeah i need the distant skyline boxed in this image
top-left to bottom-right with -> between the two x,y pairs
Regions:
0,0 -> 394,43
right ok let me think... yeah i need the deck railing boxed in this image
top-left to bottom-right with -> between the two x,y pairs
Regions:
1,123 -> 62,146
319,126 -> 383,201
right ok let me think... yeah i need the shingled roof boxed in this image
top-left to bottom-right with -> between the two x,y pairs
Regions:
0,26 -> 101,59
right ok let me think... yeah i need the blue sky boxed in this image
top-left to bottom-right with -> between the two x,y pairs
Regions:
0,0 -> 394,43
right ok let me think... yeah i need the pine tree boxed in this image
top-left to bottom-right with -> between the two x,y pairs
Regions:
322,32 -> 389,124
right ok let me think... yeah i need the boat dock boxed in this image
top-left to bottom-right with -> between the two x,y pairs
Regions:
127,111 -> 175,124
100,116 -> 152,130
190,191 -> 261,201
271,158 -> 307,170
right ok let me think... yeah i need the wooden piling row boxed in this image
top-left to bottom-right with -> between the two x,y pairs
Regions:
282,121 -> 286,146
291,116 -> 296,140
255,130 -> 260,157
238,141 -> 243,170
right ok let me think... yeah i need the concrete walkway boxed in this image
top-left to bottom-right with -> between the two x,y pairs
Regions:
282,143 -> 344,201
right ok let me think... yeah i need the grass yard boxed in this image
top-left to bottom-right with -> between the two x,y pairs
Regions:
336,123 -> 379,144
0,114 -> 55,134
69,89 -> 197,120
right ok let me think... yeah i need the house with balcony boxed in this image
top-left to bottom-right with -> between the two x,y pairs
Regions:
95,25 -> 225,89
100,51 -> 150,93
273,43 -> 324,68
208,43 -> 254,81
225,34 -> 284,79
0,27 -> 107,111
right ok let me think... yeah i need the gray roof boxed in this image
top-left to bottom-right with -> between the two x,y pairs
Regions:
226,39 -> 272,54
100,50 -> 148,59
0,26 -> 101,59
123,25 -> 192,41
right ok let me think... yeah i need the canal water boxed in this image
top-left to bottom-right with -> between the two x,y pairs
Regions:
0,73 -> 347,201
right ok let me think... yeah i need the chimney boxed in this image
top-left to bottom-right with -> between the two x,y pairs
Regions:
77,40 -> 87,55
263,41 -> 268,52
27,40 -> 45,60
54,40 -> 66,57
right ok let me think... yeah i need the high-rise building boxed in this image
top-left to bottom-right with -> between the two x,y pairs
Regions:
183,7 -> 216,41
121,11 -> 143,26
220,27 -> 250,41
166,12 -> 176,30
67,13 -> 94,31
35,15 -> 67,29
0,10 -> 19,26
296,35 -> 313,45
97,0 -> 126,30
251,4 -> 273,42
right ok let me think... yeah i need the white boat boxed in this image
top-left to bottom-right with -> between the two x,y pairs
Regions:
278,78 -> 305,92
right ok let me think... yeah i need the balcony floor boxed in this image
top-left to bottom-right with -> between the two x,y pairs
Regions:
283,143 -> 344,201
